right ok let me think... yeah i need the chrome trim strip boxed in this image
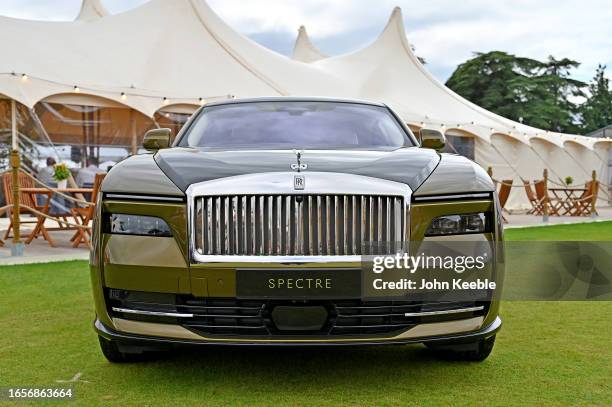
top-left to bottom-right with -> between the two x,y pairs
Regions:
105,193 -> 184,202
403,306 -> 484,317
194,254 -> 362,264
413,193 -> 491,202
112,307 -> 194,318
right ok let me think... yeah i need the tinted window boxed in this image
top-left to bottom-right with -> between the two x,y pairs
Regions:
180,101 -> 412,150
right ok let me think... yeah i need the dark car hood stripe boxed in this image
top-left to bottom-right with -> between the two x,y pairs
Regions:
154,148 -> 440,192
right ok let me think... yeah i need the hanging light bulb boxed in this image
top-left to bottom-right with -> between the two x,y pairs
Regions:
21,73 -> 28,82
73,86 -> 80,93
457,124 -> 462,128
199,97 -> 205,106
121,92 -> 127,100
163,97 -> 170,105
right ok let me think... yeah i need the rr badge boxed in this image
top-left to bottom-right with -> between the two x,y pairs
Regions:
294,175 -> 305,190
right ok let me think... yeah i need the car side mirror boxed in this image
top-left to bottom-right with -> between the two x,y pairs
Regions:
420,129 -> 446,151
143,128 -> 172,151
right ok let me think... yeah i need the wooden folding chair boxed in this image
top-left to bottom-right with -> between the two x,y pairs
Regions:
2,171 -> 53,243
70,173 -> 105,249
570,181 -> 599,217
534,179 -> 564,216
523,180 -> 545,215
497,180 -> 512,223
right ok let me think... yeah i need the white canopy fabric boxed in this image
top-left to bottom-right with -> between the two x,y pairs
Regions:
292,26 -> 328,63
0,0 -> 610,209
76,0 -> 109,21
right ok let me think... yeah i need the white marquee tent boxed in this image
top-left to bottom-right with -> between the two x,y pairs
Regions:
0,0 -> 610,209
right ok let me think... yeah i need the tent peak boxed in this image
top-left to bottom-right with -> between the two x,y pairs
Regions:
292,25 -> 328,63
76,0 -> 109,21
378,6 -> 408,45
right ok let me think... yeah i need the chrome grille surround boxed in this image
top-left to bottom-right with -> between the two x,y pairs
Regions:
186,172 -> 412,264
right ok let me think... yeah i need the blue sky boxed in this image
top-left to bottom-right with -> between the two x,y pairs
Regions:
1,0 -> 610,83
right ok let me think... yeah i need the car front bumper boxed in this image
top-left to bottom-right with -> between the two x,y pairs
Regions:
95,315 -> 502,348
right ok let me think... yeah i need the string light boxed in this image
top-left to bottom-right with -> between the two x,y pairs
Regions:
4,72 -> 231,105
199,97 -> 205,106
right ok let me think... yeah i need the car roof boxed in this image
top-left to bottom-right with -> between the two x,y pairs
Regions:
203,96 -> 387,108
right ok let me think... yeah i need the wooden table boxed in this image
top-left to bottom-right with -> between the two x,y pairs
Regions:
21,187 -> 94,247
549,187 -> 587,216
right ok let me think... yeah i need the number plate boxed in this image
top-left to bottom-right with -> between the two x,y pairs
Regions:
236,269 -> 361,299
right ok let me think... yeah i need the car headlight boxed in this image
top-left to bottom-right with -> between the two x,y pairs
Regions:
425,213 -> 488,236
107,214 -> 172,237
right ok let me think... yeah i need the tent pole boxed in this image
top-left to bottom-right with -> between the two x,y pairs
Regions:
542,169 -> 549,223
10,100 -> 24,256
11,99 -> 17,150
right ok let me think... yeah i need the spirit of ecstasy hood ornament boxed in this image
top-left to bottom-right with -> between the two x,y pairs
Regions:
291,149 -> 307,172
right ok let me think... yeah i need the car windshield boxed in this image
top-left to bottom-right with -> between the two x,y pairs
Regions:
180,101 -> 412,150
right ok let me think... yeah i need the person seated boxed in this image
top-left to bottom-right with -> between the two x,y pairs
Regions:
76,157 -> 106,188
35,157 -> 63,214
37,157 -> 57,187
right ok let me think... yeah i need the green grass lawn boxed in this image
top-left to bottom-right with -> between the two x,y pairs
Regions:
0,222 -> 610,406
506,221 -> 612,241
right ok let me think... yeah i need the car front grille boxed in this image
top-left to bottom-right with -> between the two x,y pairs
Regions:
107,290 -> 487,337
193,194 -> 407,256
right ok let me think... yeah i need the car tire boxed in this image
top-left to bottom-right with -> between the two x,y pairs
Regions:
425,335 -> 496,361
98,336 -> 155,363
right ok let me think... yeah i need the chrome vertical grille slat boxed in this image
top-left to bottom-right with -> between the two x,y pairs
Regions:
308,196 -> 314,255
325,196 -> 331,255
334,196 -> 339,255
250,196 -> 256,255
267,196 -> 273,254
241,196 -> 247,254
317,196 -> 323,253
195,194 -> 406,256
215,197 -> 221,254
296,197 -> 302,255
343,196 -> 348,256
276,195 -> 282,255
232,197 -> 238,254
285,195 -> 291,255
352,196 -> 357,254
